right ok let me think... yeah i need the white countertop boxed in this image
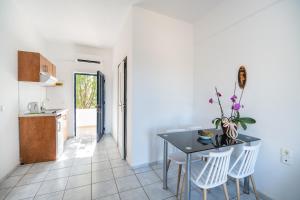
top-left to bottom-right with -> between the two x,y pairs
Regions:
19,109 -> 68,118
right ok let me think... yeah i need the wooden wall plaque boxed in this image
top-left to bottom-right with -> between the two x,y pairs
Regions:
238,66 -> 247,89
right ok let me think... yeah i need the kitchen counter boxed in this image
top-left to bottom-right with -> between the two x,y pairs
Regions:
19,109 -> 68,117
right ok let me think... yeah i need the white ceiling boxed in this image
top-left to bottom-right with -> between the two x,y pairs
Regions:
15,0 -> 223,48
15,0 -> 141,47
136,0 -> 223,23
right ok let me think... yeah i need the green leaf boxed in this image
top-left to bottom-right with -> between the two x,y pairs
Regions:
212,118 -> 220,124
239,121 -> 247,130
239,117 -> 256,124
236,111 -> 240,119
75,74 -> 97,109
231,118 -> 238,123
212,118 -> 221,128
215,119 -> 221,129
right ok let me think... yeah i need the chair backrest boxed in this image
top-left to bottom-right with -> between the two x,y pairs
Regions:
196,148 -> 233,188
229,143 -> 260,178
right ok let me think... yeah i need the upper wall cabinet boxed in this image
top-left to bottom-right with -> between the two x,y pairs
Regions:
18,51 -> 57,82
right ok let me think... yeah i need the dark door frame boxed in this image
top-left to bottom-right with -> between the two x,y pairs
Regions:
118,57 -> 127,159
97,71 -> 105,142
73,72 -> 97,137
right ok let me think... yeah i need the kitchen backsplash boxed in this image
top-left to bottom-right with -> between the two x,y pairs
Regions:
18,82 -> 46,113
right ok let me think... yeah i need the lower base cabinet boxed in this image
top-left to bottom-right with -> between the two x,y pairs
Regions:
19,116 -> 57,164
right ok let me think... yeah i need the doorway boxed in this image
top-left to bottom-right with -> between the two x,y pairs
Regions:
74,72 -> 105,142
117,57 -> 127,159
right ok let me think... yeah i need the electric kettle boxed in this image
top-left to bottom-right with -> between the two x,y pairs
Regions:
27,102 -> 40,113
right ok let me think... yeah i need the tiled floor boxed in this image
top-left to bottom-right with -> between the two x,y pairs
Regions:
77,126 -> 97,138
0,135 -> 261,200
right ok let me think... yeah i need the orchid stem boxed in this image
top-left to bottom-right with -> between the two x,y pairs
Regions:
215,87 -> 224,118
230,82 -> 237,118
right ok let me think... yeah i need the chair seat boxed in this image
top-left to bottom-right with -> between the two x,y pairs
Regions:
169,152 -> 202,164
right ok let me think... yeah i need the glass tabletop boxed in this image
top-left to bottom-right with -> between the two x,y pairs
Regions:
158,129 -> 260,154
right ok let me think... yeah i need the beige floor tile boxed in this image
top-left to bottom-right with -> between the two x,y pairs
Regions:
66,173 -> 91,189
37,178 -> 68,196
92,180 -> 118,199
63,185 -> 91,200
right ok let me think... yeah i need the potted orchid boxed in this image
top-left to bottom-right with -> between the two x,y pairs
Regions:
209,83 -> 256,139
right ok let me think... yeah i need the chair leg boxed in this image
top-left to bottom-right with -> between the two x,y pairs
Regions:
222,183 -> 229,200
176,164 -> 182,197
179,172 -> 186,200
203,189 -> 207,200
236,178 -> 240,200
250,175 -> 259,200
167,159 -> 171,172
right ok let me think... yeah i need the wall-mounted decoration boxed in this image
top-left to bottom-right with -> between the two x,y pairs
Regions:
238,66 -> 247,89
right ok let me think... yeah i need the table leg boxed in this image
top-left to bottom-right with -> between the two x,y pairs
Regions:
163,140 -> 168,189
243,176 -> 250,194
185,154 -> 191,200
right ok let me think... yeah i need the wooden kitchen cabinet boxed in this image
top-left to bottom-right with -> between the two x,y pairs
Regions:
19,116 -> 57,164
39,55 -> 50,74
52,64 -> 57,77
18,51 -> 57,82
19,110 -> 69,164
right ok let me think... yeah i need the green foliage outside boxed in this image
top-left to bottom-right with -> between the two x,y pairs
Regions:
76,74 -> 97,109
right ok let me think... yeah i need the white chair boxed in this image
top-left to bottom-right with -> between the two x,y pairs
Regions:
159,128 -> 202,197
228,143 -> 261,200
180,148 -> 234,200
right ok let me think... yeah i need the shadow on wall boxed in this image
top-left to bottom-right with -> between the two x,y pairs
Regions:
149,129 -> 163,164
148,128 -> 179,165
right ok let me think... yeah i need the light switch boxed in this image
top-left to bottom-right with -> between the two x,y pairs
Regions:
0,105 -> 4,112
280,148 -> 293,165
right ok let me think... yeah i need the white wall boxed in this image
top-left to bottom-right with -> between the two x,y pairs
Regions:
112,8 -> 195,166
76,109 -> 97,127
130,7 -> 195,166
112,11 -> 133,163
194,0 -> 300,199
0,0 -> 45,180
44,42 -> 113,137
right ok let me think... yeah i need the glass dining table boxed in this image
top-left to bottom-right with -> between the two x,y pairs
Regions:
158,129 -> 260,200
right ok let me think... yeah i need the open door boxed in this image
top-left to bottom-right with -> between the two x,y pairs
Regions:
117,58 -> 127,159
97,71 -> 105,142
74,73 -> 97,139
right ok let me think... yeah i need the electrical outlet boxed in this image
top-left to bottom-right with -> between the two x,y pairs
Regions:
280,148 -> 293,165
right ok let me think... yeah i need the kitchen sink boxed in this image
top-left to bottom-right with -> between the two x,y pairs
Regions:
24,109 -> 63,115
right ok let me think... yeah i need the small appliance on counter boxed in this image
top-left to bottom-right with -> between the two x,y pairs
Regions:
27,102 -> 40,113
